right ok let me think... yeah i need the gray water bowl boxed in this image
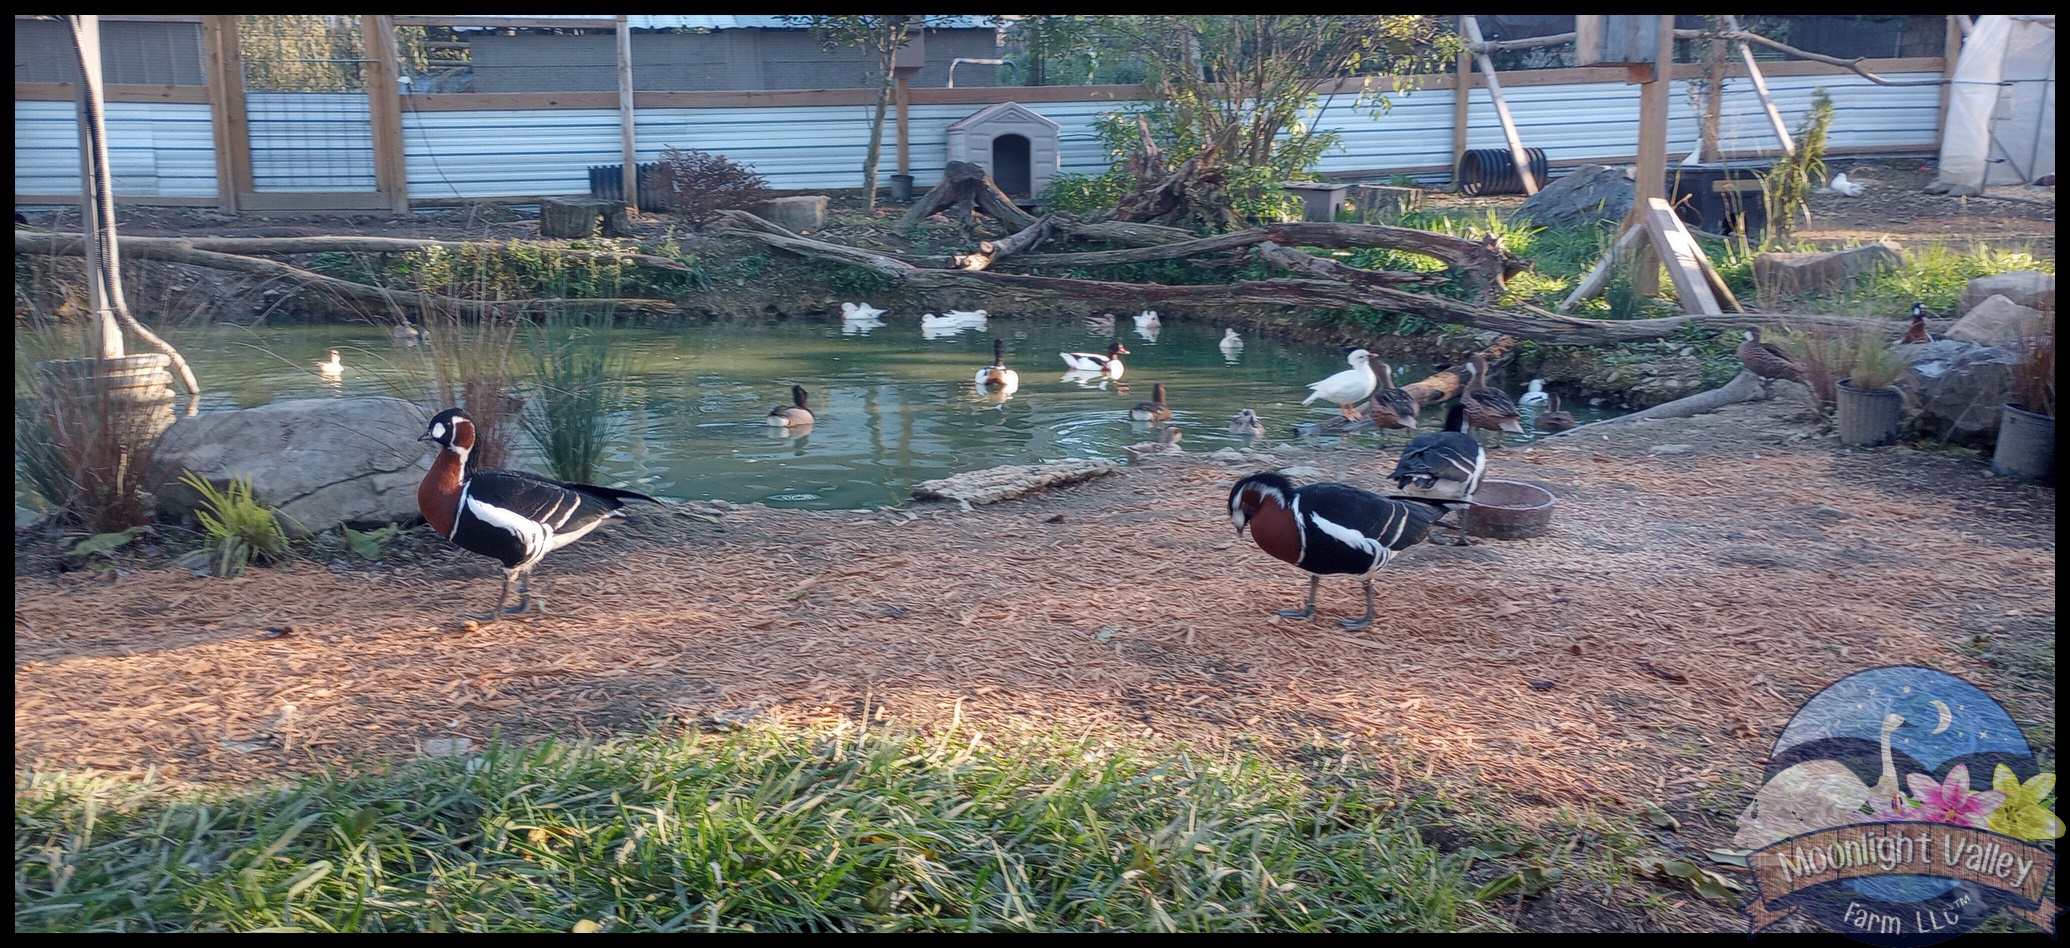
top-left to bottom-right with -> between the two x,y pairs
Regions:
1464,479 -> 1557,540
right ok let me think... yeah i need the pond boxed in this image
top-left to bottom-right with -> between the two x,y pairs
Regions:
28,316 -> 1615,511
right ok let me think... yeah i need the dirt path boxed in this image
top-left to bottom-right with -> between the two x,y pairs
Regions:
13,394 -> 2055,930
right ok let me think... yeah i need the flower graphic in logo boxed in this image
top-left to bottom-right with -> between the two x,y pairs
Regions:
1736,666 -> 2059,944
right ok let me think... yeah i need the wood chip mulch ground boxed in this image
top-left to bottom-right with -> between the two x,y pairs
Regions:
15,397 -> 2056,848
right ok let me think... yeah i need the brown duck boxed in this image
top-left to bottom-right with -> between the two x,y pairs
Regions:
1534,392 -> 1577,432
1461,353 -> 1525,442
1363,361 -> 1421,435
1737,328 -> 1807,386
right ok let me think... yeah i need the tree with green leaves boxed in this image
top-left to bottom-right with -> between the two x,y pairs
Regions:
786,15 -> 924,213
1034,16 -> 1457,231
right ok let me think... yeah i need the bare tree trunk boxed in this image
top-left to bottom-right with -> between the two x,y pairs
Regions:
863,74 -> 892,213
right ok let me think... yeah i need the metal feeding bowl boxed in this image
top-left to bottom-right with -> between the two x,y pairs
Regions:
1464,479 -> 1558,540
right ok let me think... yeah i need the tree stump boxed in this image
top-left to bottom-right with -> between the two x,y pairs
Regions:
541,198 -> 619,239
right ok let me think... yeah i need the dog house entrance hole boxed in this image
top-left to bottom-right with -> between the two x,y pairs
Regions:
991,134 -> 1032,198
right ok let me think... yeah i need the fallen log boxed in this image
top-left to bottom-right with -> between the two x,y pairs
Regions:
957,215 -> 1055,271
15,232 -> 695,272
1542,369 -> 1769,435
17,232 -> 681,320
702,220 -> 1936,344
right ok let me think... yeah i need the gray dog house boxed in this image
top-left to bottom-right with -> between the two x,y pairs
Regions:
944,102 -> 1062,200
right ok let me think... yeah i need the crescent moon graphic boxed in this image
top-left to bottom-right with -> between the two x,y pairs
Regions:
1931,700 -> 1953,734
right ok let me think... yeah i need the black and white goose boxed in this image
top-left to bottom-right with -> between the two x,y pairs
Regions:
417,407 -> 659,622
1228,471 -> 1448,630
1386,403 -> 1487,507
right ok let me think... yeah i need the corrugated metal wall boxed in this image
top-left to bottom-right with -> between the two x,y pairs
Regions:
18,71 -> 1944,200
13,100 -> 218,197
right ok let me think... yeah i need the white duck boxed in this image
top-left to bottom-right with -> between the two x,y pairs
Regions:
1301,349 -> 1378,420
922,309 -> 989,331
840,301 -> 886,321
1219,329 -> 1244,356
318,348 -> 344,377
1134,309 -> 1161,329
1826,172 -> 1865,197
1059,341 -> 1130,378
975,338 -> 1020,395
1518,378 -> 1550,408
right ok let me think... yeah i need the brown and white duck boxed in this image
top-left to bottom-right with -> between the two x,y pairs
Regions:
1128,383 -> 1172,422
1737,328 -> 1807,388
1533,393 -> 1577,432
765,384 -> 815,428
1363,361 -> 1421,437
1461,353 -> 1524,444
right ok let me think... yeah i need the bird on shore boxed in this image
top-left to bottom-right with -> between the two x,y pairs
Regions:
766,384 -> 815,428
1060,341 -> 1129,377
1363,361 -> 1421,440
318,349 -> 344,377
1461,354 -> 1525,445
1900,302 -> 1938,344
1737,328 -> 1807,390
1128,383 -> 1171,422
1219,329 -> 1245,357
1302,349 -> 1379,421
416,407 -> 659,622
1387,403 -> 1486,507
1534,393 -> 1577,432
1229,471 -> 1449,630
1229,408 -> 1267,439
976,338 -> 1021,395
1386,402 -> 1486,545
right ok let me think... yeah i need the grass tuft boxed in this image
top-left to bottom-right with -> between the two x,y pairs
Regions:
14,727 -> 1507,933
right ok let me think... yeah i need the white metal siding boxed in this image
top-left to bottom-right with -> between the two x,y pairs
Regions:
18,72 -> 1944,200
14,100 -> 217,198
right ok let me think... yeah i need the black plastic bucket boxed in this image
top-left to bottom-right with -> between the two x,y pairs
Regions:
1455,147 -> 1549,196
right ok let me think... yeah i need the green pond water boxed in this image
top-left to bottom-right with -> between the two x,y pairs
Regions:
28,317 -> 1613,511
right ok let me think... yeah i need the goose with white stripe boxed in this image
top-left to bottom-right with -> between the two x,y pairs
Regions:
417,407 -> 659,622
1228,471 -> 1449,630
1386,403 -> 1487,507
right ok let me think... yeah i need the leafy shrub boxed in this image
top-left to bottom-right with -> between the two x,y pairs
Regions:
521,305 -> 627,484
1847,326 -> 1908,390
650,146 -> 770,224
180,470 -> 289,578
15,340 -> 167,533
1763,89 -> 1832,239
1771,326 -> 1859,412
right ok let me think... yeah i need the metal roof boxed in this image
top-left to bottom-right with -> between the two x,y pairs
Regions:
439,16 -> 995,31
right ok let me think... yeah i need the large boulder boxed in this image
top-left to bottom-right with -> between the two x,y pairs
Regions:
1895,340 -> 2018,446
1752,241 -> 1905,298
152,397 -> 433,535
1507,164 -> 1634,230
1945,295 -> 2047,347
1959,271 -> 2055,315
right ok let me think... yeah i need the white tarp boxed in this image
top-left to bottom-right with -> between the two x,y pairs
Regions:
1933,15 -> 2057,194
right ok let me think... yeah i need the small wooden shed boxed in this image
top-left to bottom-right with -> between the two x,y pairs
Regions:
944,102 -> 1061,200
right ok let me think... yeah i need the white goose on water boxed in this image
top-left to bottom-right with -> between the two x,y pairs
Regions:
1219,329 -> 1244,357
1518,378 -> 1550,408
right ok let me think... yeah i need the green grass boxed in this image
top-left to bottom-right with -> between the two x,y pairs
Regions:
15,726 -> 1508,933
1800,242 -> 2054,316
